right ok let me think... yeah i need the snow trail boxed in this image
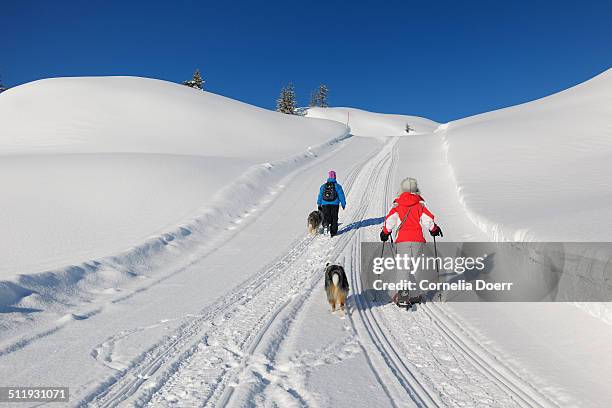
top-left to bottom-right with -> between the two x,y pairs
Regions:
80,134 -> 556,408
224,137 -> 401,407
341,134 -> 557,408
145,139 -> 390,407
82,137 -> 384,407
222,133 -> 557,408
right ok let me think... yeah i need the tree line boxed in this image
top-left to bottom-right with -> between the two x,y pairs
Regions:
276,83 -> 328,114
0,74 -> 7,94
181,70 -> 329,115
0,70 -> 331,116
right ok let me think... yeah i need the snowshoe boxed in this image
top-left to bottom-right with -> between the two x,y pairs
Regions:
409,294 -> 423,305
409,295 -> 424,312
395,290 -> 412,309
394,292 -> 423,310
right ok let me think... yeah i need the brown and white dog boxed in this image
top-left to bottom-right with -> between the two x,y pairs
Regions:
324,262 -> 349,313
307,209 -> 323,235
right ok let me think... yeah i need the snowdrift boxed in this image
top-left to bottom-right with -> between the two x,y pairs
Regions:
440,68 -> 612,242
0,77 -> 348,313
414,69 -> 612,406
306,107 -> 438,137
435,70 -> 612,317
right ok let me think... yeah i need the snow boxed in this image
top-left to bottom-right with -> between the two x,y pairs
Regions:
0,77 -> 344,158
447,302 -> 612,407
431,71 -> 612,400
439,68 -> 612,242
306,106 -> 439,137
1,70 -> 612,408
396,69 -> 612,407
0,77 -> 347,279
0,153 -> 251,276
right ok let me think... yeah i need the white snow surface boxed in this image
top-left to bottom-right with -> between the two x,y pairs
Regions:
306,106 -> 439,136
440,68 -> 612,242
0,77 -> 347,278
0,77 -> 345,158
1,71 -> 612,408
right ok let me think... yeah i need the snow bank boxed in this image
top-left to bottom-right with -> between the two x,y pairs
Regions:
440,68 -> 612,242
306,107 -> 438,137
0,154 -> 252,277
439,69 -> 612,323
0,77 -> 348,312
0,135 -> 348,317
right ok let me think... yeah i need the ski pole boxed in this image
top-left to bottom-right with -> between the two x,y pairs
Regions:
376,237 -> 387,303
434,235 -> 441,302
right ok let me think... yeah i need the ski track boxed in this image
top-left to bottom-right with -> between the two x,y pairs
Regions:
83,233 -> 324,408
81,137 -> 382,407
343,135 -> 556,408
82,135 -> 557,408
144,139 -> 385,407
221,137 -> 399,408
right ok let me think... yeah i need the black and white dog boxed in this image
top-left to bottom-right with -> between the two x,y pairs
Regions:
307,209 -> 323,235
324,262 -> 349,313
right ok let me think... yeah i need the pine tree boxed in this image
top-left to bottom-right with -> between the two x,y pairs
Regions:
317,84 -> 329,107
309,84 -> 329,107
275,87 -> 285,112
276,83 -> 297,114
183,69 -> 204,90
309,90 -> 318,107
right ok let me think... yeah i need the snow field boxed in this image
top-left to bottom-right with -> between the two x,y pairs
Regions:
307,107 -> 439,137
1,70 -> 611,408
439,69 -> 612,242
0,76 -> 348,313
0,77 -> 351,344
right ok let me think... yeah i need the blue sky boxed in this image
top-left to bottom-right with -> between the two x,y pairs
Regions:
3,0 -> 611,122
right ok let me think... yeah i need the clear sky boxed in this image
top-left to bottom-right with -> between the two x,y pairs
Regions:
3,0 -> 611,122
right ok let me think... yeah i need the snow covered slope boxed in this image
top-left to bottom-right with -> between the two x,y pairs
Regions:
307,106 -> 438,136
440,68 -> 612,242
422,70 -> 612,407
0,77 -> 347,279
0,77 -> 344,158
2,71 -> 611,408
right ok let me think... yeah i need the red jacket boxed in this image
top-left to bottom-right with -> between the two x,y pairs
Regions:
382,192 -> 435,243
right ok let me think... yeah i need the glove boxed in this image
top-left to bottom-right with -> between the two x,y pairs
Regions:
380,230 -> 390,242
318,205 -> 323,212
430,224 -> 443,237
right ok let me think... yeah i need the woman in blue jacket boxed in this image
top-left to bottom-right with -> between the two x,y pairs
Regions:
317,170 -> 346,237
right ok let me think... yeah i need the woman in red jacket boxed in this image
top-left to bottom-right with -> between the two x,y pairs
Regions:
379,178 -> 442,306
380,177 -> 442,243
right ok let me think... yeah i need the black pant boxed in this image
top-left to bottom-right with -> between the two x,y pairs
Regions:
321,204 -> 340,236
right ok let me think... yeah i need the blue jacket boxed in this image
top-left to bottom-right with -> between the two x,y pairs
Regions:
317,178 -> 346,208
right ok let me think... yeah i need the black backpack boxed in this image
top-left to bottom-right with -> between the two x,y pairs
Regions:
322,182 -> 337,202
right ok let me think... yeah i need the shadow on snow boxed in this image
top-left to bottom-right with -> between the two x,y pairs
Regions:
337,216 -> 384,235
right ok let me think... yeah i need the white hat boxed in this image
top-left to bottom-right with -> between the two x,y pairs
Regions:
399,177 -> 420,194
